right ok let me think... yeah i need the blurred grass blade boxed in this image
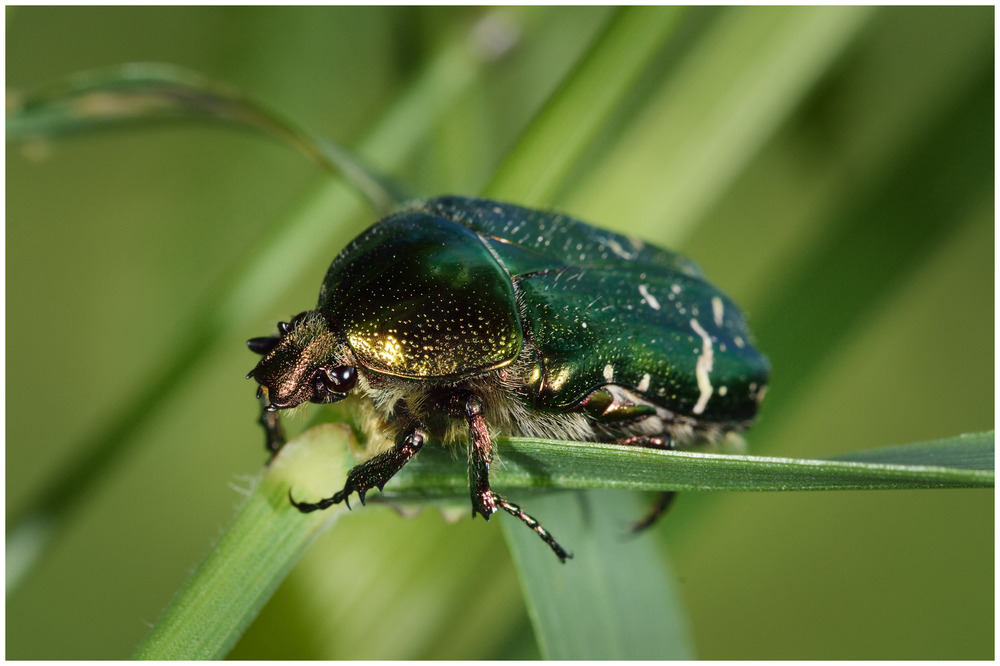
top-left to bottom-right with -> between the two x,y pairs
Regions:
6,62 -> 406,213
828,431 -> 994,470
501,490 -> 694,659
485,6 -> 686,205
566,5 -> 874,244
5,21 -> 502,596
133,425 -> 352,660
374,430 -> 994,498
749,65 -> 993,428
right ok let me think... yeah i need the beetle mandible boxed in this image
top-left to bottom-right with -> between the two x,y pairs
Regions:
247,196 -> 770,561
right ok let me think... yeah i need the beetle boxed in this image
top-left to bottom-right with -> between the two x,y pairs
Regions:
247,195 -> 769,561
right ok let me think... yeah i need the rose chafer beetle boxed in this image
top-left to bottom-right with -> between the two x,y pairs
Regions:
248,195 -> 769,562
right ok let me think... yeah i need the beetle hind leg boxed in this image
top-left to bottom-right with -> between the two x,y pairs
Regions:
461,392 -> 571,563
629,491 -> 677,534
610,434 -> 677,533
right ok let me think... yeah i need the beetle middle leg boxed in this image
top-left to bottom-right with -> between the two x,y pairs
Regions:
457,391 -> 571,563
291,405 -> 427,512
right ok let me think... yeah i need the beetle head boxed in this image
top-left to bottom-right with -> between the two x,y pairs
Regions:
247,310 -> 357,410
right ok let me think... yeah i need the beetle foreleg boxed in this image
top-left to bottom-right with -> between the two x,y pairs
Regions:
461,393 -> 571,563
463,394 -> 496,520
291,418 -> 428,512
258,392 -> 286,456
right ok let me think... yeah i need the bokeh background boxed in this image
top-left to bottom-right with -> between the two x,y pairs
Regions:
6,6 -> 993,659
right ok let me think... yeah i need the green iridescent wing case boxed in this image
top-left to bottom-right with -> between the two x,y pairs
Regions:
421,196 -> 769,423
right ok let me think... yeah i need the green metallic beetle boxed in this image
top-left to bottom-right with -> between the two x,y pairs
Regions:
247,196 -> 769,561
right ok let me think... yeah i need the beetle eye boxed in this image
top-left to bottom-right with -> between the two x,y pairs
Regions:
316,365 -> 357,393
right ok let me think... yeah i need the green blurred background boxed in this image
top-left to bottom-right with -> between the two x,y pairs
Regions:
6,6 -> 993,659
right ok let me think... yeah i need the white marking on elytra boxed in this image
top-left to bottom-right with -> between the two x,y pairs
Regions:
603,363 -> 614,382
638,284 -> 660,310
637,373 -> 651,392
734,336 -> 745,348
718,385 -> 728,396
712,296 -> 724,327
671,284 -> 682,295
605,238 -> 636,260
689,319 -> 715,415
550,366 -> 572,391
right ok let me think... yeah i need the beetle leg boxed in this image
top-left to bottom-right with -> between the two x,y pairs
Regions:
630,491 -> 677,534
462,392 -> 571,563
610,435 -> 676,532
495,497 -> 571,563
463,394 -> 496,519
291,411 -> 428,513
612,434 -> 673,449
258,391 -> 286,456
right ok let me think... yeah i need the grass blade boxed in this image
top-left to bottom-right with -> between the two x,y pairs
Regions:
7,62 -> 406,212
132,425 -> 352,660
565,6 -> 875,242
485,6 -> 687,205
137,423 -> 989,658
828,431 -> 994,470
502,490 -> 694,659
374,431 -> 994,498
